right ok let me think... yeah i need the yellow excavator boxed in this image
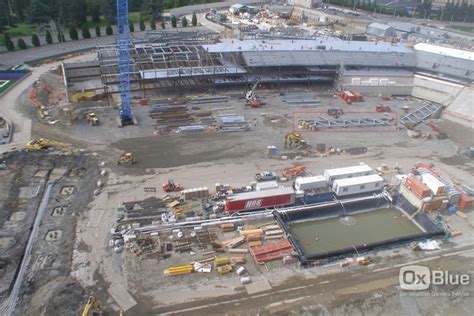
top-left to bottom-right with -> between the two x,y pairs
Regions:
26,138 -> 72,153
82,295 -> 102,316
284,132 -> 310,149
117,152 -> 136,165
86,112 -> 100,126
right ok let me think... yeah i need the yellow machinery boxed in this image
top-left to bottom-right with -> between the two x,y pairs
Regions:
216,265 -> 233,274
26,138 -> 72,153
284,132 -> 309,149
86,112 -> 99,126
117,152 -> 135,165
82,295 -> 102,316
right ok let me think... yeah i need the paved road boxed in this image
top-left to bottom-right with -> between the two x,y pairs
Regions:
153,245 -> 474,315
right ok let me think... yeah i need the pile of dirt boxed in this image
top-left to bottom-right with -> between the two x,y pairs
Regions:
24,277 -> 84,316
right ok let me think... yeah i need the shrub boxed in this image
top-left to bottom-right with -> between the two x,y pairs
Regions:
31,33 -> 40,47
81,25 -> 91,39
106,25 -> 113,35
95,25 -> 101,37
45,30 -> 53,44
69,27 -> 79,40
139,19 -> 146,31
17,38 -> 27,49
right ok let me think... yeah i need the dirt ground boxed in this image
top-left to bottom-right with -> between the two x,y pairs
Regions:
1,66 -> 473,315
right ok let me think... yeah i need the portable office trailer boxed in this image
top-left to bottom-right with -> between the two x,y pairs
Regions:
294,175 -> 327,191
332,174 -> 384,197
324,164 -> 374,185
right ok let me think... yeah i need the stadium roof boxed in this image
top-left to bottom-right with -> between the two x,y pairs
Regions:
414,43 -> 474,61
202,38 -> 413,54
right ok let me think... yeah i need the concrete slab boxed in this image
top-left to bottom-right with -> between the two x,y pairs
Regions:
34,169 -> 50,178
19,185 -> 41,199
9,211 -> 26,221
108,283 -> 137,312
244,276 -> 272,295
49,168 -> 68,181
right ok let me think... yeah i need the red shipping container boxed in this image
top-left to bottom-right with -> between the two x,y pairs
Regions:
224,188 -> 295,212
459,193 -> 474,210
405,176 -> 431,199
352,91 -> 364,102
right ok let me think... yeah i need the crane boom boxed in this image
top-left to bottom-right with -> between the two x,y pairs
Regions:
116,0 -> 135,127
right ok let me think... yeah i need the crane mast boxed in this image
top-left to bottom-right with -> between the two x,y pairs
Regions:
116,0 -> 135,127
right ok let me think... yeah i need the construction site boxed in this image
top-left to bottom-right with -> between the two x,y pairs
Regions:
1,1 -> 474,316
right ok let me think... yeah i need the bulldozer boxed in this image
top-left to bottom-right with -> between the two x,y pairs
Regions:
81,295 -> 102,316
162,180 -> 183,193
284,132 -> 310,149
117,152 -> 135,165
26,138 -> 72,153
86,112 -> 99,126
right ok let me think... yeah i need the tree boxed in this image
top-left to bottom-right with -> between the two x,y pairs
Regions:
14,0 -> 29,22
17,38 -> 27,49
25,0 -> 52,24
82,25 -> 91,39
161,20 -> 165,29
31,33 -> 40,47
181,16 -> 188,27
105,24 -> 113,35
69,27 -> 79,40
59,0 -> 87,27
150,18 -> 156,30
141,0 -> 163,20
129,21 -> 135,32
95,25 -> 101,37
101,0 -> 116,24
139,19 -> 146,31
45,30 -> 53,44
4,33 -> 14,51
192,13 -> 197,26
91,4 -> 101,23
171,15 -> 177,28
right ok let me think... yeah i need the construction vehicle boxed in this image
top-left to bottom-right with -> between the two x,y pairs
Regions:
86,112 -> 99,126
245,80 -> 262,108
216,264 -> 233,274
284,132 -> 310,149
375,104 -> 391,113
117,152 -> 135,165
81,295 -> 102,316
327,108 -> 344,117
282,166 -> 306,178
162,179 -> 183,192
255,171 -> 278,182
26,138 -> 71,153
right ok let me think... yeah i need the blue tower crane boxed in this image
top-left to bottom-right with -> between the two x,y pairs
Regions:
116,0 -> 137,127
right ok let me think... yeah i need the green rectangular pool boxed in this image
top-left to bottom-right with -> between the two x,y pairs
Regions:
289,208 -> 422,255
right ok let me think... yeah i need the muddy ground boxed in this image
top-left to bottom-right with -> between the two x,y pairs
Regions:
1,71 -> 473,315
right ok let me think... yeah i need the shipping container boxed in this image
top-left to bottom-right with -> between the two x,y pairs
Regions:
295,175 -> 327,191
459,194 -> 474,210
332,174 -> 384,197
420,173 -> 445,195
324,164 -> 374,185
303,190 -> 335,204
351,91 -> 364,102
256,181 -> 279,191
224,187 -> 295,212
405,176 -> 431,198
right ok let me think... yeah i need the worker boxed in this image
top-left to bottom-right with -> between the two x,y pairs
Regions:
253,118 -> 258,127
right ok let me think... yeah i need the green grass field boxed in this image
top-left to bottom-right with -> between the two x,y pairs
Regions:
449,25 -> 474,33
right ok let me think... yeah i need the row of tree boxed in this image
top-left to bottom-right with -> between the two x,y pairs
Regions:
1,0 -> 218,31
4,13 -> 198,51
